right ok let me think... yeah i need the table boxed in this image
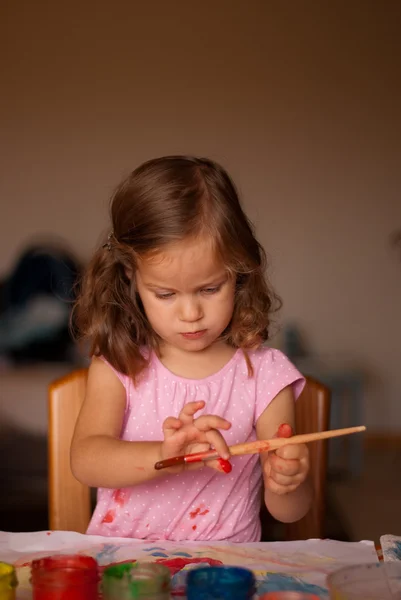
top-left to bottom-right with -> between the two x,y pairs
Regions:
0,530 -> 386,598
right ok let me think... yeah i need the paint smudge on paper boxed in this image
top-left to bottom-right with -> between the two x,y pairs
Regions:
258,572 -> 327,596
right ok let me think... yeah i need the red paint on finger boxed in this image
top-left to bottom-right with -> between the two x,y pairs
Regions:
277,423 -> 293,438
217,458 -> 232,473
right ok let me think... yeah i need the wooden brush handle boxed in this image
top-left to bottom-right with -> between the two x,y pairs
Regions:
154,425 -> 366,470
228,425 -> 367,457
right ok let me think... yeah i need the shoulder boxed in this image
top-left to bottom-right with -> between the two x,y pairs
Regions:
248,346 -> 305,398
247,346 -> 295,372
90,356 -> 130,390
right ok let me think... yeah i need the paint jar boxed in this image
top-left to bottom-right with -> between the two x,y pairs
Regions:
31,554 -> 98,600
102,562 -> 171,599
0,562 -> 18,600
259,593 -> 322,599
327,562 -> 401,599
186,566 -> 255,599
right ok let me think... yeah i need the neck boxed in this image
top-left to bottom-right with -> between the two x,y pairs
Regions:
158,341 -> 236,379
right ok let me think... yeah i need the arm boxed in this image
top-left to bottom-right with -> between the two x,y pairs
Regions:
70,357 -> 231,488
256,385 -> 313,523
70,357 -> 165,488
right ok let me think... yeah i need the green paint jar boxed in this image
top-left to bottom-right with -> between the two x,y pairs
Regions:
0,562 -> 18,600
102,562 -> 171,599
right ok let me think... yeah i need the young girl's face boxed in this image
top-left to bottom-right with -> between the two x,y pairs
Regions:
135,236 -> 235,353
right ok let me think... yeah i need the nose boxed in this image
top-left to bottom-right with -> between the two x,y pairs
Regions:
179,296 -> 203,323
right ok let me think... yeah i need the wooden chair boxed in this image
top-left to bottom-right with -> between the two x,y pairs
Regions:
48,370 -> 330,537
48,369 -> 91,533
286,376 -> 330,540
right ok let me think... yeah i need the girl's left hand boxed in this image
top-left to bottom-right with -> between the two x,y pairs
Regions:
263,424 -> 310,495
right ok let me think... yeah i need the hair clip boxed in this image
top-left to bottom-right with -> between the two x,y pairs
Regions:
103,231 -> 114,251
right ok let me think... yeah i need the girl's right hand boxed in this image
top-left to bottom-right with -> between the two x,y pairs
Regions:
161,401 -> 231,473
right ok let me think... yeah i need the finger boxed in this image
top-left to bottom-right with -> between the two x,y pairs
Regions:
205,429 -> 230,460
276,423 -> 294,438
269,453 -> 301,476
194,415 -> 231,433
162,417 -> 182,439
276,443 -> 308,461
179,401 -> 205,424
268,469 -> 306,487
265,477 -> 298,496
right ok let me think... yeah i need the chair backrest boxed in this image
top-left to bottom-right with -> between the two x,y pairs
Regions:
48,368 -> 90,533
286,376 -> 331,539
48,370 -> 330,537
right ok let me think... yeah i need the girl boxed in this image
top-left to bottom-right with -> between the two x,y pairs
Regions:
71,156 -> 312,541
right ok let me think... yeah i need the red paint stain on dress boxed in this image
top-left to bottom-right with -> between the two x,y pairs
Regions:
277,423 -> 293,438
156,557 -> 223,575
192,525 -> 197,530
189,507 -> 201,519
217,458 -> 232,473
113,488 -> 127,506
101,509 -> 115,524
189,505 -> 210,519
46,531 -> 51,536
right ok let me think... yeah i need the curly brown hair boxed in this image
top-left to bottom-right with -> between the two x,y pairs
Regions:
73,156 -> 281,381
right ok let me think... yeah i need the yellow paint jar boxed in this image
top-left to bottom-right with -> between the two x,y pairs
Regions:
0,562 -> 17,600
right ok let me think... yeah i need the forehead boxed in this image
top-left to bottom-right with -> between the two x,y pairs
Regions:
137,237 -> 226,288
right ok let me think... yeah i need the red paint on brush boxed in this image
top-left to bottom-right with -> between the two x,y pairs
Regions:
217,458 -> 232,473
277,423 -> 293,438
184,449 -> 216,464
101,509 -> 115,524
154,455 -> 186,470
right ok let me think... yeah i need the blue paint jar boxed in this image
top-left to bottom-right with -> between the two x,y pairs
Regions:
186,566 -> 255,600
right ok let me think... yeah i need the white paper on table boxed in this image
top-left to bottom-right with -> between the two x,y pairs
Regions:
0,530 -> 379,598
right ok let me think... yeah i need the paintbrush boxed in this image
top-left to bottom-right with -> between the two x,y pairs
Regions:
154,425 -> 366,470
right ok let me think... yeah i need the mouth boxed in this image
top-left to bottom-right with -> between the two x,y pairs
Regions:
180,330 -> 207,340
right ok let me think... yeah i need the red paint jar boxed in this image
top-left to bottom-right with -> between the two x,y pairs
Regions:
31,555 -> 98,600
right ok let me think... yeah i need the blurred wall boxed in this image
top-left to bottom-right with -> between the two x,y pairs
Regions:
1,1 -> 400,430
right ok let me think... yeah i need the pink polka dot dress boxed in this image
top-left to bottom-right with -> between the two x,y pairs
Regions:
86,347 -> 304,541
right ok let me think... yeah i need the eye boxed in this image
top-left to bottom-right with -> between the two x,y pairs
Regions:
201,285 -> 221,295
155,292 -> 175,300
